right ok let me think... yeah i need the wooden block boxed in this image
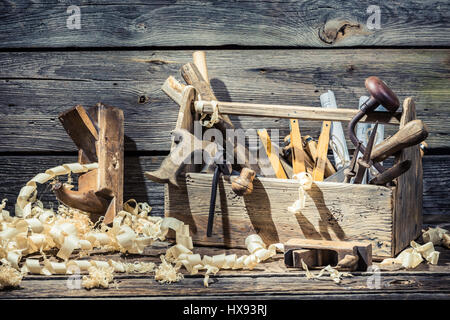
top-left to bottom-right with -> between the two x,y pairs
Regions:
284,249 -> 316,269
94,103 -> 124,224
393,97 -> 423,255
58,105 -> 98,163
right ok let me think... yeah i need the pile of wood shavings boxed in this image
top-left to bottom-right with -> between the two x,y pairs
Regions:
0,162 -> 284,289
380,238 -> 444,269
82,266 -> 115,289
0,260 -> 23,289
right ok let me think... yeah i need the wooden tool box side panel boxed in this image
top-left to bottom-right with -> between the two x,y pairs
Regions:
166,175 -> 394,258
393,97 -> 423,255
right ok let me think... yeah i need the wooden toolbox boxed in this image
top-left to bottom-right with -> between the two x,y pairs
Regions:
163,72 -> 423,261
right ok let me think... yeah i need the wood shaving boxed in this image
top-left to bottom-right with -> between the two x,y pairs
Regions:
155,255 -> 183,284
288,173 -> 313,213
422,227 -> 450,248
380,239 -> 441,269
82,266 -> 115,289
300,259 -> 352,284
165,234 -> 284,287
443,234 -> 450,249
0,260 -> 23,289
1,162 -> 284,289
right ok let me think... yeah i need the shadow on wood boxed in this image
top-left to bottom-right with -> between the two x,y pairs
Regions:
243,178 -> 279,244
307,184 -> 346,241
123,135 -> 149,205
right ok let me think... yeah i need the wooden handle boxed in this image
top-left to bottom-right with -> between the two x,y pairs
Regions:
258,129 -> 288,179
193,51 -> 209,85
161,76 -> 186,105
290,119 -> 306,174
181,63 -> 234,129
304,136 -> 336,177
312,121 -> 331,181
369,160 -> 411,185
195,100 -> 401,124
371,120 -> 428,162
59,105 -> 99,163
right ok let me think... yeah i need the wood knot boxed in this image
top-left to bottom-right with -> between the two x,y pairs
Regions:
318,20 -> 369,45
138,95 -> 149,104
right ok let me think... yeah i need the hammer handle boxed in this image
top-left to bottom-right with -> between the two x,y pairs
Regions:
371,120 -> 428,163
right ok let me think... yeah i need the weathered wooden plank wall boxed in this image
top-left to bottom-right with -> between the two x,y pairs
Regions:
0,0 -> 449,219
0,50 -> 449,152
0,0 -> 449,47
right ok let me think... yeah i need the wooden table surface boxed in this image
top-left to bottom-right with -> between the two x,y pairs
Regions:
0,0 -> 449,300
0,214 -> 448,300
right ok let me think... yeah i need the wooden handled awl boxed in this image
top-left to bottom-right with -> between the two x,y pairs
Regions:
370,119 -> 428,163
353,122 -> 378,184
53,104 -> 124,224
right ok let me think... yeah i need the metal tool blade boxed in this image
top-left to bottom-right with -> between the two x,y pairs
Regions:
353,122 -> 378,184
325,142 -> 361,183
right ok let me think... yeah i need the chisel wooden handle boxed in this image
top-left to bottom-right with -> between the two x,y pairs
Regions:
369,160 -> 411,185
370,120 -> 428,163
290,119 -> 306,174
313,121 -> 331,181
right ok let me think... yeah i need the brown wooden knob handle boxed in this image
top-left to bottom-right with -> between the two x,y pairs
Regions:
365,76 -> 400,112
370,120 -> 428,163
231,168 -> 256,196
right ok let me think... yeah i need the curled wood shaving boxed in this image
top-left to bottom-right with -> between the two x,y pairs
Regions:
380,239 -> 441,269
300,259 -> 352,284
155,255 -> 183,284
288,173 -> 313,213
422,227 -> 450,248
165,234 -> 284,287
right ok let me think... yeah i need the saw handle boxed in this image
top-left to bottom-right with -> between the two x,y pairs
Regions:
371,120 -> 428,163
